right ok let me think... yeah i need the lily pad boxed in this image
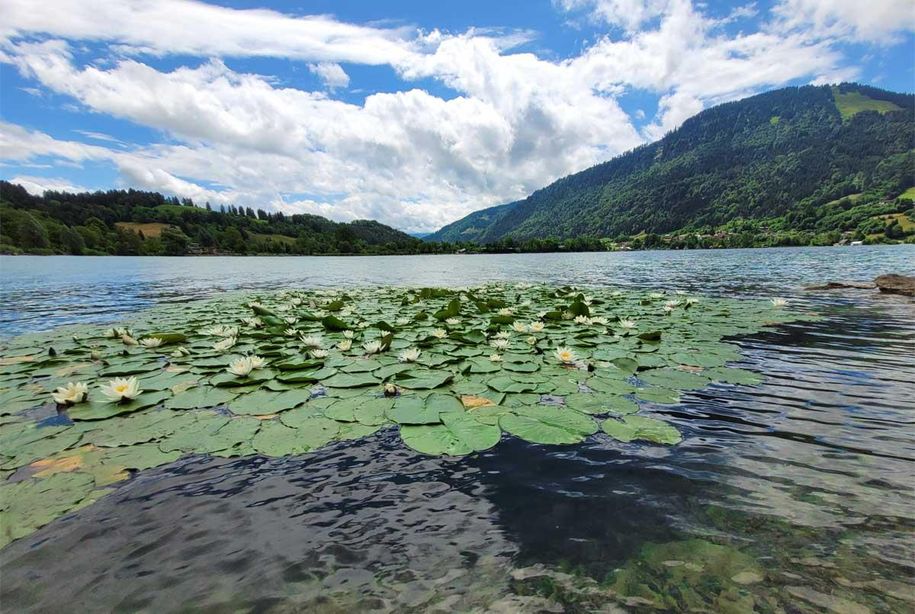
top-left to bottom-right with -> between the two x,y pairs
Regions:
601,415 -> 682,445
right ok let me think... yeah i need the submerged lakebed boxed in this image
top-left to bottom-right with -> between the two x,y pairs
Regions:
1,249 -> 913,612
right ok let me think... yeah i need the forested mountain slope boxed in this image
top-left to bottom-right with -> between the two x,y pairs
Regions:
427,84 -> 914,244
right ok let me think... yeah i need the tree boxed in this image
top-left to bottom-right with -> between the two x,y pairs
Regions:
161,226 -> 190,255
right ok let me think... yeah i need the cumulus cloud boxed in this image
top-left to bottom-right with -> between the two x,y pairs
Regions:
0,0 -> 909,231
8,175 -> 91,195
308,62 -> 350,89
772,0 -> 915,44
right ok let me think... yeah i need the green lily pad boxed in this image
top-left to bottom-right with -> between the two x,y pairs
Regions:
322,373 -> 380,388
69,390 -> 170,421
165,386 -> 237,410
228,389 -> 310,415
500,405 -> 597,445
601,415 -> 682,445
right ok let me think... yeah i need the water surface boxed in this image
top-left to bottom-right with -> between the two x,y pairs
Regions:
1,247 -> 913,612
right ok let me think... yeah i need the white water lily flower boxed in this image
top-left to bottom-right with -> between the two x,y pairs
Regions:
100,377 -> 142,402
431,328 -> 448,339
248,355 -> 267,369
213,336 -> 237,352
228,357 -> 254,377
771,298 -> 788,308
396,318 -> 410,326
497,308 -> 513,316
665,300 -> 682,309
342,330 -> 355,339
90,349 -> 102,361
561,311 -> 574,320
529,322 -> 545,333
590,316 -> 609,326
445,317 -> 460,325
398,347 -> 421,363
300,335 -> 323,348
311,349 -> 329,359
121,334 -> 138,346
685,297 -> 698,305
291,298 -> 303,306
363,340 -> 383,355
337,339 -> 353,351
619,318 -> 637,329
52,382 -> 88,406
495,331 -> 511,339
489,353 -> 503,362
284,316 -> 298,325
490,338 -> 510,350
526,336 -> 537,345
284,327 -> 298,337
242,317 -> 262,328
649,292 -> 665,299
171,346 -> 190,358
554,346 -> 577,364
383,382 -> 398,396
512,322 -> 528,333
139,337 -> 163,348
357,322 -> 370,329
109,327 -> 130,338
574,315 -> 592,325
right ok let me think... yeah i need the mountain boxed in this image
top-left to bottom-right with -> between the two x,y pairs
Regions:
0,181 -> 442,256
427,84 -> 915,245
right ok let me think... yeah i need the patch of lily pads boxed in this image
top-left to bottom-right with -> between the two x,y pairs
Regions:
0,284 -> 808,547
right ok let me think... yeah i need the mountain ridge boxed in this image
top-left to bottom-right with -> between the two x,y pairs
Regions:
427,83 -> 915,244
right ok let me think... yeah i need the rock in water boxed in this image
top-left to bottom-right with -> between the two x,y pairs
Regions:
874,274 -> 915,297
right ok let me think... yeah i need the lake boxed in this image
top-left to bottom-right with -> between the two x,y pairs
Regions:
1,246 -> 914,612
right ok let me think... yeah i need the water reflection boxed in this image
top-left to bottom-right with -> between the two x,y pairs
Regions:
1,248 -> 914,611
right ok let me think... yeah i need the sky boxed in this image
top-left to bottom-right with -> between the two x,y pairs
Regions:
0,0 -> 913,233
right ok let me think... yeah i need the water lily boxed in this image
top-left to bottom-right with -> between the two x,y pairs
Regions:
489,353 -> 503,362
171,346 -> 190,358
89,349 -> 102,361
685,297 -> 698,306
649,292 -> 665,299
241,317 -> 262,328
619,318 -> 637,329
573,315 -> 592,325
363,340 -> 383,355
590,316 -> 608,326
248,355 -> 267,369
665,300 -> 682,309
512,322 -> 528,333
300,335 -> 323,348
227,357 -> 254,377
529,321 -> 545,333
398,347 -> 421,363
357,321 -> 370,329
311,349 -> 329,359
490,338 -> 510,350
554,346 -> 577,364
284,316 -> 298,325
497,308 -> 513,316
431,328 -> 447,339
121,334 -> 138,346
526,336 -> 537,345
100,377 -> 142,403
445,317 -> 460,325
139,337 -> 163,348
52,382 -> 88,406
213,336 -> 237,352
396,317 -> 410,326
342,330 -> 355,339
337,339 -> 352,351
383,382 -> 398,397
561,311 -> 574,320
771,298 -> 788,308
284,327 -> 298,337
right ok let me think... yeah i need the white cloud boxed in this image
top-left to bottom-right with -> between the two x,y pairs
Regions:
8,175 -> 90,195
773,0 -> 915,44
308,62 -> 350,89
0,0 -> 908,231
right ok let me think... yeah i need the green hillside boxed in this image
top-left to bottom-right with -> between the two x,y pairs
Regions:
0,182 -> 445,256
428,83 -> 915,246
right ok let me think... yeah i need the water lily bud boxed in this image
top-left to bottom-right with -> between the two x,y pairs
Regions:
90,350 -> 101,361
383,383 -> 398,397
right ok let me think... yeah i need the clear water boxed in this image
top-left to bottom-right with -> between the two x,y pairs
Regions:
1,247 -> 914,612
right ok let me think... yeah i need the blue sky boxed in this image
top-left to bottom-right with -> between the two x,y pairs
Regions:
1,0 -> 913,232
